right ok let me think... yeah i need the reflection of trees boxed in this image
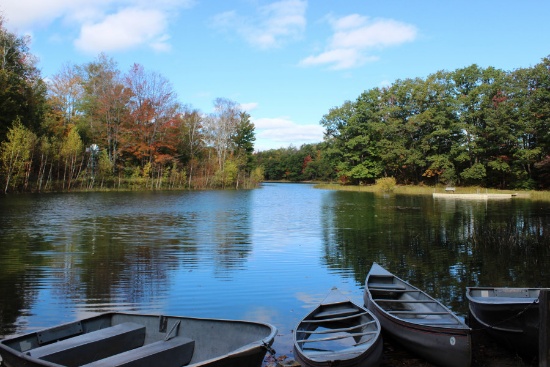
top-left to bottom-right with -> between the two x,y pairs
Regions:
0,233 -> 46,335
0,190 -> 253,334
321,192 -> 550,315
211,211 -> 252,273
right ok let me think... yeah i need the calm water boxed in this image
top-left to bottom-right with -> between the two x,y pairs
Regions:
1,183 -> 549,359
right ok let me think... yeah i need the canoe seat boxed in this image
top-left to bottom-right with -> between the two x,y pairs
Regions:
398,318 -> 461,326
369,283 -> 406,291
302,311 -> 370,323
315,307 -> 358,319
28,322 -> 146,366
472,296 -> 538,304
82,337 -> 195,367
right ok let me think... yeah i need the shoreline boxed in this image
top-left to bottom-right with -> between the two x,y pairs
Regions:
314,183 -> 547,201
432,192 -> 518,200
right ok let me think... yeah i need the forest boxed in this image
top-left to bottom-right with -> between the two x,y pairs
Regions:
1,18 -> 549,193
258,57 -> 550,190
0,19 -> 259,193
318,59 -> 550,189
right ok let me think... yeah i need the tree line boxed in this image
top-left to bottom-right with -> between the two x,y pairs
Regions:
253,57 -> 550,190
1,16 -> 549,193
318,59 -> 550,189
0,18 -> 260,193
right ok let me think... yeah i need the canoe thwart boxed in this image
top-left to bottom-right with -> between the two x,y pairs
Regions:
369,288 -> 421,293
314,307 -> 358,319
28,322 -> 146,366
302,320 -> 377,335
398,318 -> 462,326
368,283 -> 406,291
374,299 -> 437,303
388,311 -> 450,315
297,331 -> 379,343
301,311 -> 370,324
82,336 -> 195,367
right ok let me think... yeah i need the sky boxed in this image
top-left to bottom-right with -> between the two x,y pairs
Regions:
2,0 -> 550,151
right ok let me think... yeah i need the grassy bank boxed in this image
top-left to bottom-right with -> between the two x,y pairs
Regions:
314,183 -> 550,202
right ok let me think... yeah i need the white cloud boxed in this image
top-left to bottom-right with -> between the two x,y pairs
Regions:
211,0 -> 307,49
75,8 -> 170,53
1,0 -> 194,52
1,0 -> 91,30
300,14 -> 417,70
239,102 -> 259,112
300,48 -> 378,70
253,116 -> 324,151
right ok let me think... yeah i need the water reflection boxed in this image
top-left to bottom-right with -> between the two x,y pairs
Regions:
321,191 -> 550,314
0,184 -> 549,360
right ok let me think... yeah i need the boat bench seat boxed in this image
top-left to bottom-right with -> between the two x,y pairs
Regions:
82,337 -> 195,367
28,322 -> 146,366
474,296 -> 538,304
315,307 -> 358,319
369,283 -> 406,290
399,318 -> 460,325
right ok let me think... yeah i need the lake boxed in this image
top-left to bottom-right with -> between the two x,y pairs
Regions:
1,183 -> 549,363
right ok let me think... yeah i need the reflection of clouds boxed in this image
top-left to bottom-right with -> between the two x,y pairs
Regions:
242,306 -> 278,325
295,289 -> 359,310
295,291 -> 323,309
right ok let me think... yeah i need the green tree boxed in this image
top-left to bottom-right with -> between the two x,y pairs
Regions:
233,111 -> 255,156
77,54 -> 130,172
60,124 -> 84,190
338,88 -> 385,184
232,111 -> 256,186
0,16 -> 47,142
512,56 -> 550,188
0,120 -> 37,193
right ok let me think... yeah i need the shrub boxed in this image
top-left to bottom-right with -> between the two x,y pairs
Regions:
376,177 -> 396,192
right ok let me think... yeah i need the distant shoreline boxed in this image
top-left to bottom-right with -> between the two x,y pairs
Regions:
314,183 -> 548,201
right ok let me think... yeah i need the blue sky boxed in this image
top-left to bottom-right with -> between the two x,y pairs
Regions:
2,0 -> 550,151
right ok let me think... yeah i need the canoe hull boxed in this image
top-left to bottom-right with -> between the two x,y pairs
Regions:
294,288 -> 382,367
364,263 -> 471,367
366,301 -> 471,367
467,287 -> 541,357
293,339 -> 382,367
0,312 -> 276,367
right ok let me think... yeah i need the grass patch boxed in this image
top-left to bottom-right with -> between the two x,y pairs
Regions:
314,183 -> 550,202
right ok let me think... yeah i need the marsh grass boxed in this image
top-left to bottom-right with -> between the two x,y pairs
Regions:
314,183 -> 550,202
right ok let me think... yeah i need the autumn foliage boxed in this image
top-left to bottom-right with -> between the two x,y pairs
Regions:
0,19 -> 259,193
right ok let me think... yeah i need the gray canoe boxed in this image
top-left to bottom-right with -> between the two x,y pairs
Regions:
293,287 -> 383,367
467,286 -> 543,357
364,263 -> 471,367
0,312 -> 277,367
